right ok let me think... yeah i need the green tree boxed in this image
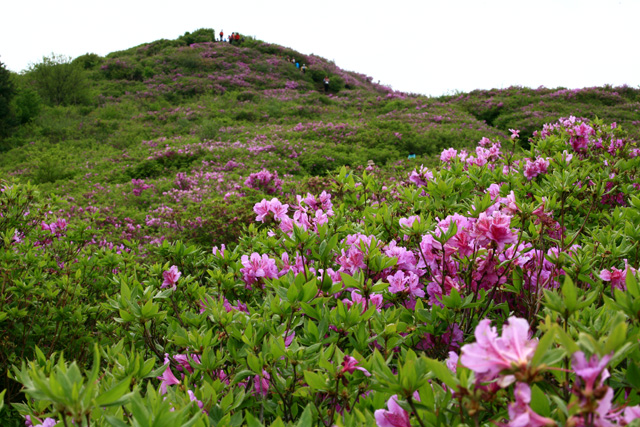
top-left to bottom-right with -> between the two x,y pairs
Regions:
27,53 -> 90,106
0,58 -> 16,138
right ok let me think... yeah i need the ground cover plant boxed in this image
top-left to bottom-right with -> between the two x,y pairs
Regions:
1,30 -> 640,426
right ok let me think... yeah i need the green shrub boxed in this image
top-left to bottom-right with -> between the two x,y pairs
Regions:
11,86 -> 42,125
171,50 -> 204,71
26,54 -> 91,106
234,110 -> 258,122
0,59 -> 16,140
236,91 -> 258,102
177,28 -> 216,45
31,147 -> 76,184
72,53 -> 103,70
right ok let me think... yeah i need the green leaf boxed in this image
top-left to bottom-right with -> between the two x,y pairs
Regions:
530,385 -> 550,417
424,358 -> 457,390
104,415 -> 130,427
627,362 -> 640,388
95,375 -> 133,406
303,371 -> 327,391
531,327 -> 556,367
296,404 -> 313,427
603,321 -> 627,355
247,353 -> 261,374
245,412 -> 263,427
562,275 -> 577,313
555,326 -> 579,354
626,267 -> 640,298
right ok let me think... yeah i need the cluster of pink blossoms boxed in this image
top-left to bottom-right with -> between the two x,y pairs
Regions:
523,156 -> 550,181
374,392 -> 420,427
244,169 -> 282,194
240,253 -> 279,287
253,191 -> 334,236
437,137 -> 502,170
41,218 -> 68,237
408,165 -> 434,187
131,178 -> 153,196
460,317 -> 537,385
599,261 -> 637,292
161,265 -> 181,290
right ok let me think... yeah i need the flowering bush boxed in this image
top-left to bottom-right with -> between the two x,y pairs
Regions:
3,116 -> 639,427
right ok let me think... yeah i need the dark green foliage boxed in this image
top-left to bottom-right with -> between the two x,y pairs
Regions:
170,50 -> 205,71
236,91 -> 258,102
0,59 -> 16,139
100,58 -> 143,81
198,117 -> 233,140
443,85 -> 640,143
26,54 -> 91,106
177,28 -> 216,45
72,53 -> 103,70
234,110 -> 258,122
127,153 -> 199,180
11,86 -> 42,125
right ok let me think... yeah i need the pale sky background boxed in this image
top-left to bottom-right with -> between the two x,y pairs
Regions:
1,0 -> 639,96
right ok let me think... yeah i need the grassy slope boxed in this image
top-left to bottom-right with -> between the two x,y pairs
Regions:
1,31 -> 638,247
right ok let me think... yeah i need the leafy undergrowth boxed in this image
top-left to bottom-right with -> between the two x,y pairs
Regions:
2,116 -> 640,426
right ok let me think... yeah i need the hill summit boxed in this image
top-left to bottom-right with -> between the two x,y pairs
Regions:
1,28 -> 639,246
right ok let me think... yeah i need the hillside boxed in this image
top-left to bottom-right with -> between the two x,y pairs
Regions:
1,29 -> 639,248
1,29 -> 640,426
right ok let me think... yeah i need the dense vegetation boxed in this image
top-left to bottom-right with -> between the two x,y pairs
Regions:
1,29 -> 640,426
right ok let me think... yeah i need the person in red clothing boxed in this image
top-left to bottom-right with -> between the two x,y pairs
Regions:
234,33 -> 240,43
219,30 -> 223,41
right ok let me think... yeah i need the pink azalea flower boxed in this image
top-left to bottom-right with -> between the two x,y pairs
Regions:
572,351 -> 612,392
460,317 -> 537,383
599,267 -> 627,290
623,405 -> 640,424
254,369 -> 270,397
440,148 -> 458,163
399,215 -> 420,229
507,383 -> 556,427
509,129 -> 520,139
187,390 -> 205,412
158,359 -> 180,394
446,351 -> 459,373
162,265 -> 181,290
212,244 -> 225,257
471,210 -> 518,250
26,417 -> 58,427
340,355 -> 370,376
408,165 -> 433,187
374,392 -> 420,427
253,199 -> 271,222
240,253 -> 279,286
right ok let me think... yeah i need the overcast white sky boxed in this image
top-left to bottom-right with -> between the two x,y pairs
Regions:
1,0 -> 639,96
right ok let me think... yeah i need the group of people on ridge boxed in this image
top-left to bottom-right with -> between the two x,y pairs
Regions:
218,30 -> 243,44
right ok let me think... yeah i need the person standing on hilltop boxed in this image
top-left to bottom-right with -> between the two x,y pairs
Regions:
235,33 -> 240,43
219,30 -> 224,42
323,76 -> 330,93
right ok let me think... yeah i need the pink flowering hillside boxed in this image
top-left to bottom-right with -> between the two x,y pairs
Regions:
1,29 -> 640,426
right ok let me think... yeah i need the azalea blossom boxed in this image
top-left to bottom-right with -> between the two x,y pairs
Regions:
162,265 -> 181,290
158,357 -> 180,394
240,253 -> 279,286
340,355 -> 370,376
460,317 -> 537,383
572,351 -> 612,393
375,392 -> 420,427
507,383 -> 556,427
471,210 -> 518,250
